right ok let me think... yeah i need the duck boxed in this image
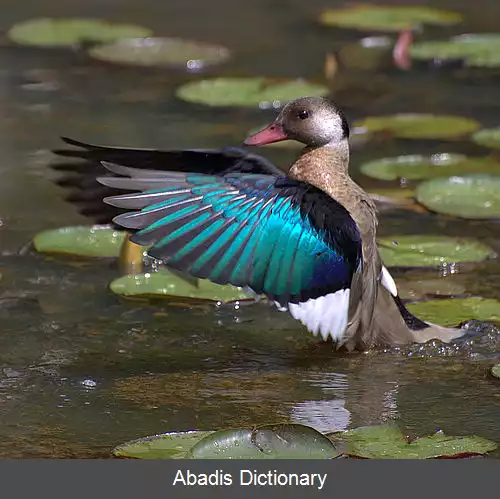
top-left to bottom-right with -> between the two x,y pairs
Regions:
52,96 -> 466,350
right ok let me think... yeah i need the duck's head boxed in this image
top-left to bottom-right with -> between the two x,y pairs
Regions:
244,97 -> 349,148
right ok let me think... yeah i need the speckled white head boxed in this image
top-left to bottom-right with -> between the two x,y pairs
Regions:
277,97 -> 350,147
244,96 -> 350,148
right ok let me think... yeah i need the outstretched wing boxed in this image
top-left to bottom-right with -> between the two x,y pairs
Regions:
98,163 -> 362,306
52,137 -> 284,224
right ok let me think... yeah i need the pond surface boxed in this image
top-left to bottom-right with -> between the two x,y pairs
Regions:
1,0 -> 500,458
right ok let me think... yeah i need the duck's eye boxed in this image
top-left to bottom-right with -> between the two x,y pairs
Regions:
297,110 -> 309,120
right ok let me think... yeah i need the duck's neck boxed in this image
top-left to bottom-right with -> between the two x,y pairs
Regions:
288,139 -> 378,241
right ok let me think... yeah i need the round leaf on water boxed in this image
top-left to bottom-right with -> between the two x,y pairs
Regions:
360,153 -> 500,181
109,268 -> 254,303
113,431 -> 213,459
416,175 -> 500,219
354,114 -> 480,139
8,18 -> 152,47
88,37 -> 230,69
175,77 -> 328,108
472,127 -> 500,149
33,225 -> 127,258
378,235 -> 495,267
187,424 -> 340,459
338,36 -> 392,71
397,277 -> 466,300
491,364 -> 500,380
411,34 -> 500,68
318,5 -> 462,32
406,297 -> 500,326
341,425 -> 496,459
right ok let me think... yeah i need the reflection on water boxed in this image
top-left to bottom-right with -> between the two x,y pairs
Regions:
1,0 -> 500,457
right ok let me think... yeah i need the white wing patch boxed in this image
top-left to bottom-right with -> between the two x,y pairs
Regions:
287,289 -> 350,342
380,265 -> 398,297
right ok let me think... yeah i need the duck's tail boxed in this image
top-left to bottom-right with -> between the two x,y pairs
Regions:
392,293 -> 466,344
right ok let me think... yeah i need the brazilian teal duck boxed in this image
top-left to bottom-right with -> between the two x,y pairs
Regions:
53,97 -> 465,350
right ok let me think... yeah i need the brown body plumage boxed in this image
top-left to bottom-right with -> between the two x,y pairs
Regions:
246,96 -> 465,350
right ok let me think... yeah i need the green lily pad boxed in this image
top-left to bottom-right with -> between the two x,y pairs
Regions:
176,77 -> 329,108
411,34 -> 500,68
340,425 -> 497,459
319,5 -> 462,32
338,36 -> 392,71
187,424 -> 340,459
416,175 -> 500,219
113,431 -> 213,459
33,225 -> 127,258
113,424 -> 339,459
397,277 -> 466,300
8,18 -> 152,47
354,114 -> 480,140
360,153 -> 500,181
378,235 -> 495,267
406,297 -> 500,326
88,37 -> 230,69
491,364 -> 500,380
109,268 -> 254,303
472,127 -> 500,149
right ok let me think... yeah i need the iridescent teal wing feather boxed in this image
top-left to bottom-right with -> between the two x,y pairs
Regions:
99,163 -> 362,305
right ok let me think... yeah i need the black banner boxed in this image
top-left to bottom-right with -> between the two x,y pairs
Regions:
0,459 -> 495,499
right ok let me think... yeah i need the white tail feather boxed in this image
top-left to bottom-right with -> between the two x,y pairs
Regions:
287,289 -> 350,342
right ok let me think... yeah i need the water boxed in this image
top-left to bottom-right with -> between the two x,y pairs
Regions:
1,0 -> 500,457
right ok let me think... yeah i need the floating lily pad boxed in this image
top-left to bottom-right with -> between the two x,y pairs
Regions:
397,277 -> 466,300
491,364 -> 500,380
8,18 -> 152,47
378,235 -> 495,267
416,175 -> 500,219
109,268 -> 254,303
406,297 -> 500,326
33,225 -> 127,258
89,37 -> 230,69
319,5 -> 462,32
338,36 -> 392,70
176,77 -> 329,108
411,34 -> 500,68
354,114 -> 480,140
361,153 -> 500,181
187,424 -> 340,459
340,425 -> 496,459
113,431 -> 213,459
472,127 -> 500,149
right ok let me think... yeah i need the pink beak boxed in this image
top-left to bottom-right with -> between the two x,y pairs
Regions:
244,122 -> 288,146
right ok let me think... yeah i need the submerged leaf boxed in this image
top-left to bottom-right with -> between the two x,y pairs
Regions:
378,235 -> 495,267
416,175 -> 500,219
491,364 -> 500,380
187,424 -> 340,459
411,34 -> 500,68
406,297 -> 500,326
319,5 -> 462,32
397,277 -> 466,300
472,127 -> 500,149
109,268 -> 254,303
113,431 -> 213,459
341,425 -> 497,459
8,18 -> 152,47
89,37 -> 230,69
360,153 -> 500,181
354,114 -> 480,139
176,77 -> 328,108
33,225 -> 127,258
